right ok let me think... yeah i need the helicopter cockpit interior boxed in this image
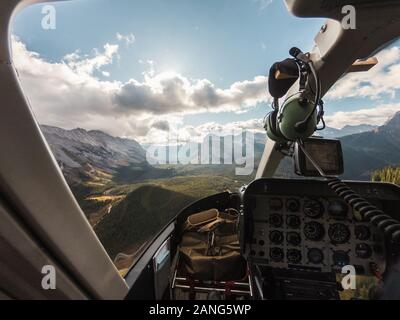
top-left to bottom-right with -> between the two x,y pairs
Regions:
124,0 -> 400,300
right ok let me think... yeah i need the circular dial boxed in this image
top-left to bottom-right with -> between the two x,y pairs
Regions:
270,247 -> 284,262
328,201 -> 348,219
328,223 -> 351,244
332,250 -> 350,267
307,248 -> 324,264
269,214 -> 283,228
286,215 -> 301,229
355,243 -> 373,259
303,199 -> 324,218
286,198 -> 300,212
287,249 -> 302,264
287,232 -> 301,246
355,225 -> 371,241
269,230 -> 284,245
303,221 -> 325,241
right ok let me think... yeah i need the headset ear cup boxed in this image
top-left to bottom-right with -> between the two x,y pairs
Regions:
266,109 -> 285,142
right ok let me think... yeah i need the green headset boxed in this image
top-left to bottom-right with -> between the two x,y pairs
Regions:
265,47 -> 324,142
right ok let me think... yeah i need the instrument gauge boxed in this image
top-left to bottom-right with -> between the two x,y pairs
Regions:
303,221 -> 325,241
328,201 -> 348,219
355,225 -> 371,241
287,232 -> 301,246
303,199 -> 324,218
307,248 -> 324,264
328,223 -> 351,244
355,243 -> 372,259
287,249 -> 302,264
286,215 -> 301,229
286,198 -> 300,212
270,247 -> 284,262
269,198 -> 283,211
270,230 -> 284,245
269,214 -> 283,228
332,250 -> 350,267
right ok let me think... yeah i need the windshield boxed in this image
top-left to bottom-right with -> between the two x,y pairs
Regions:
12,0 -> 400,275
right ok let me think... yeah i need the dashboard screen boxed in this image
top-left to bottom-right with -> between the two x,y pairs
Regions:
296,138 -> 344,176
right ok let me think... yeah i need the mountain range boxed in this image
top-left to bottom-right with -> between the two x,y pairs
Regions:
341,111 -> 400,179
40,115 -> 398,185
41,125 -> 146,185
321,124 -> 378,139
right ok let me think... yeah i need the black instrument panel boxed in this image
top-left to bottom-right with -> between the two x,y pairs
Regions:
241,179 -> 400,276
247,195 -> 385,275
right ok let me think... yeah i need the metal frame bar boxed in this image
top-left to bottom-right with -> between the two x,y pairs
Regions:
0,0 -> 128,299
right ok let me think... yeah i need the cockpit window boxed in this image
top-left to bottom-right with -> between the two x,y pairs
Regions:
12,0 -> 400,274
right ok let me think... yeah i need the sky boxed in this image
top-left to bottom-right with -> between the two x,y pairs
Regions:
11,0 -> 400,143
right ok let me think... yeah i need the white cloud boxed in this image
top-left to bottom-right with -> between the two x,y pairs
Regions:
184,119 -> 263,137
113,72 -> 268,116
253,0 -> 273,10
15,34 -> 399,144
12,36 -> 120,129
63,43 -> 119,76
326,47 -> 400,100
151,120 -> 170,131
324,103 -> 400,128
140,117 -> 264,145
116,32 -> 136,46
12,37 -> 269,142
